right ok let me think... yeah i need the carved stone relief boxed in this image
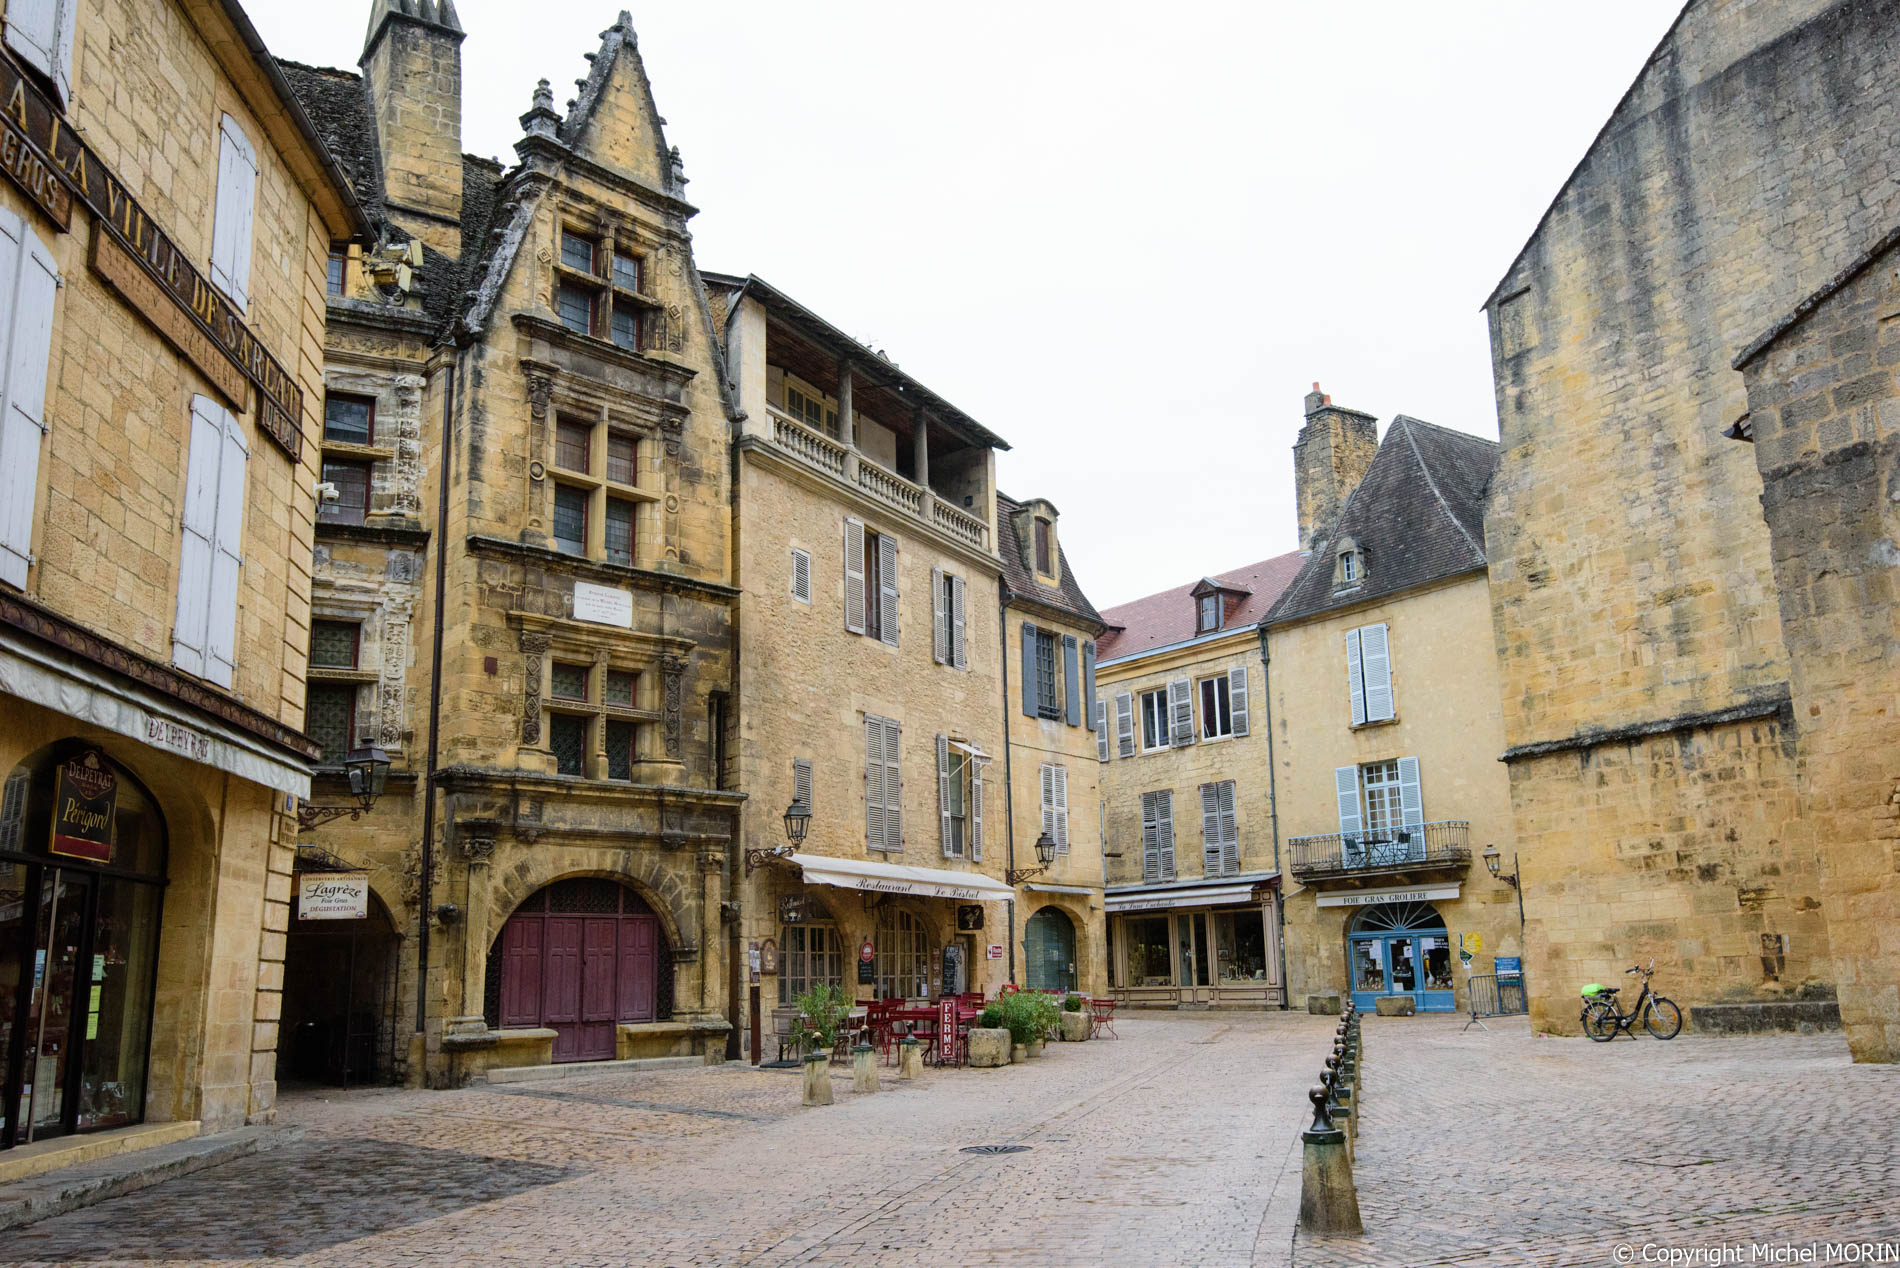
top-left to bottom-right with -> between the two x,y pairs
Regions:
659,651 -> 686,759
520,630 -> 551,744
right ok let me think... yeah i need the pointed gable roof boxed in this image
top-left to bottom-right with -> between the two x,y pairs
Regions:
1096,552 -> 1305,662
1263,415 -> 1496,628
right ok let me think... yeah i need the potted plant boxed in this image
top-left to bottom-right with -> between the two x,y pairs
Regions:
792,983 -> 850,1059
1023,991 -> 1060,1057
969,1001 -> 1012,1067
1059,993 -> 1091,1042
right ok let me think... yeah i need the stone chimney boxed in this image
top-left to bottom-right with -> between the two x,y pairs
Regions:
361,0 -> 465,257
1293,382 -> 1378,552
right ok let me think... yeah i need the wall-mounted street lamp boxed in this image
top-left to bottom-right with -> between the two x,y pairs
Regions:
297,741 -> 391,831
1482,844 -> 1519,889
1006,831 -> 1059,886
746,799 -> 811,875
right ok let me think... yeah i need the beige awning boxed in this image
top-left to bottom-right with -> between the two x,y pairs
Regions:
1106,883 -> 1262,914
789,853 -> 1016,902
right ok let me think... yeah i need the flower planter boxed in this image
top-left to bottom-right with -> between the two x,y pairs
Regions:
1011,1042 -> 1029,1064
966,1027 -> 1010,1068
1059,1011 -> 1091,1042
1026,1039 -> 1046,1058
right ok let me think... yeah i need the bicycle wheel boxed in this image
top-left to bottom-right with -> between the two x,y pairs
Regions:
1583,1001 -> 1619,1042
1644,997 -> 1682,1040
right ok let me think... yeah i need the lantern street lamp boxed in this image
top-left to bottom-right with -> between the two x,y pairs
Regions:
1482,844 -> 1519,889
747,798 -> 810,875
297,741 -> 392,830
1006,831 -> 1059,886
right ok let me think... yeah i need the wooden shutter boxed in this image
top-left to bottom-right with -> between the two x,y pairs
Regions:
1168,677 -> 1194,747
6,0 -> 74,102
843,517 -> 866,634
1361,623 -> 1393,722
1218,780 -> 1239,875
793,758 -> 812,810
881,716 -> 903,851
950,574 -> 967,669
1095,697 -> 1108,763
1053,764 -> 1069,852
1345,627 -> 1366,726
1114,691 -> 1135,758
0,209 -> 56,589
1020,621 -> 1038,717
865,715 -> 885,848
877,532 -> 899,647
1155,790 -> 1176,880
1040,764 -> 1056,847
498,917 -> 544,1027
1228,665 -> 1250,737
1200,782 -> 1222,876
937,733 -> 954,857
210,116 -> 258,313
205,405 -> 248,689
791,548 -> 811,603
1082,641 -> 1097,731
970,758 -> 983,862
1397,755 -> 1424,838
1335,765 -> 1362,835
172,396 -> 224,677
1063,635 -> 1081,726
1140,792 -> 1161,881
931,567 -> 947,664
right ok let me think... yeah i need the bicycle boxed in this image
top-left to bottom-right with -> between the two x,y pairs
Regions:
1579,959 -> 1682,1041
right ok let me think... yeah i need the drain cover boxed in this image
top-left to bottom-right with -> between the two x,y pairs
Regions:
960,1144 -> 1031,1155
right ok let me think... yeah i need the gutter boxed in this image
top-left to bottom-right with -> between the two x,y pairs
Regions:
997,587 -> 1018,987
1257,623 -> 1290,1010
414,352 -> 457,1045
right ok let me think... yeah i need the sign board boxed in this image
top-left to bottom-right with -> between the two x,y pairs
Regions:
1495,956 -> 1523,978
1465,932 -> 1482,954
857,959 -> 874,985
298,872 -> 370,921
50,751 -> 116,863
143,713 -> 212,764
777,894 -> 807,924
747,942 -> 762,985
956,904 -> 984,931
987,944 -> 1005,960
760,938 -> 779,974
1315,884 -> 1461,909
0,103 -> 73,228
938,998 -> 958,1065
860,940 -> 875,963
572,581 -> 634,628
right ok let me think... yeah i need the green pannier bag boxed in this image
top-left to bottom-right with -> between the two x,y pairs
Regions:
1580,983 -> 1605,997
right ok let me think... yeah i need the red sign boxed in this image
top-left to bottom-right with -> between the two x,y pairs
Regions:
938,997 -> 958,1066
860,940 -> 875,963
50,751 -> 116,863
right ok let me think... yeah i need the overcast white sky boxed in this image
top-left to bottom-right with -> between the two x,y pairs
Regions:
253,1 -> 1678,609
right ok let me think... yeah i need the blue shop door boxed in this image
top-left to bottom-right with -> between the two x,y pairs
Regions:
1348,901 -> 1456,1013
1349,937 -> 1388,1012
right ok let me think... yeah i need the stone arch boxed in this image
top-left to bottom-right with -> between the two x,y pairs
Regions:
487,846 -> 694,954
1024,902 -> 1080,993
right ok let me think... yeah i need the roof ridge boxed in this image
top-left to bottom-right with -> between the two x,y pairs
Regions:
1098,549 -> 1304,614
1396,416 -> 1485,562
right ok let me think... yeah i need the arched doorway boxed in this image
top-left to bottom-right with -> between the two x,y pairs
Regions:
0,746 -> 167,1149
1025,906 -> 1077,993
278,886 -> 399,1086
1348,901 -> 1454,1012
486,878 -> 669,1062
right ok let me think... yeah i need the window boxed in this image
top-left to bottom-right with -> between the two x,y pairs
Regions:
610,306 -> 641,352
555,419 -> 591,472
790,548 -> 812,604
864,713 -> 902,852
0,208 -> 60,588
326,247 -> 347,296
784,384 -> 838,438
310,620 -> 359,669
930,569 -> 966,668
605,499 -> 635,566
324,393 -> 374,446
209,116 -> 258,312
1140,688 -> 1170,751
863,528 -> 885,641
555,282 -> 596,335
172,395 -> 248,687
1339,551 -> 1359,584
1140,790 -> 1176,882
550,661 -> 589,702
936,735 -> 982,860
605,719 -> 636,781
1040,763 -> 1069,853
779,922 -> 843,1005
1198,594 -> 1220,633
1125,915 -> 1173,986
1034,518 -> 1054,575
319,459 -> 370,526
1035,630 -> 1059,719
553,485 -> 588,555
549,712 -> 589,776
1335,758 -> 1423,860
612,251 -> 641,293
845,521 -> 898,646
605,669 -> 637,706
1360,759 -> 1402,836
5,0 -> 76,102
606,432 -> 637,485
1346,623 -> 1394,724
560,230 -> 598,273
1199,674 -> 1232,740
874,908 -> 931,1000
1200,780 -> 1238,877
305,619 -> 363,766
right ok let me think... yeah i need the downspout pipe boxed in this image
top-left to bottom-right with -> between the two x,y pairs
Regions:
998,586 -> 1018,987
1257,623 -> 1290,1010
416,353 -> 457,1044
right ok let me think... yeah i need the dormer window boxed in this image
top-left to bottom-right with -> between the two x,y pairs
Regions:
1333,537 -> 1364,589
1034,518 -> 1054,576
1340,551 -> 1358,583
1189,576 -> 1252,636
1198,594 -> 1221,633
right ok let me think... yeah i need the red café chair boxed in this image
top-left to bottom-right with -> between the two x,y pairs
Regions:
1090,997 -> 1118,1040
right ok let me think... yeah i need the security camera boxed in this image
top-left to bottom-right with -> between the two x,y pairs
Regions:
315,480 -> 339,504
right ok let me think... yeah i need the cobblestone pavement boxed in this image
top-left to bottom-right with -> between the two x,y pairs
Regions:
1,1012 -> 1335,1267
1294,1015 -> 1900,1268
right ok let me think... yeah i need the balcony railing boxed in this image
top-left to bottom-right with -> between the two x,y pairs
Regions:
770,407 -> 847,476
931,497 -> 989,549
857,459 -> 925,515
1287,820 -> 1471,879
764,405 -> 991,550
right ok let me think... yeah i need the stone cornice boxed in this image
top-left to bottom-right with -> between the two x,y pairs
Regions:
507,610 -> 695,659
316,521 -> 432,549
509,314 -> 699,387
1500,688 -> 1793,763
465,535 -> 740,601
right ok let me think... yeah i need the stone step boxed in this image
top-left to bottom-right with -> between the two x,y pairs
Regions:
0,1125 -> 302,1232
485,1054 -> 720,1084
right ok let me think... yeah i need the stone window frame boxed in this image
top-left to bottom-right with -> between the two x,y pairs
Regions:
534,382 -> 664,568
318,367 -> 423,529
1333,535 -> 1364,591
306,596 -> 385,770
535,626 -> 664,782
550,209 -> 662,354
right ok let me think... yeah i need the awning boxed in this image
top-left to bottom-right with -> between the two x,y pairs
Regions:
789,853 -> 1016,902
1106,883 -> 1263,914
1024,883 -> 1094,896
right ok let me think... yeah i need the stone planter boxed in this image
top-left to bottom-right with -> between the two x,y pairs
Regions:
1011,1042 -> 1029,1064
851,1043 -> 879,1093
801,1052 -> 833,1105
1307,994 -> 1342,1015
1026,1039 -> 1045,1058
966,1027 -> 1011,1068
1059,1011 -> 1091,1042
1374,995 -> 1416,1017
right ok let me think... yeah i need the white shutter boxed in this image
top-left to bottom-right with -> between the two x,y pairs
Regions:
790,548 -> 811,603
877,532 -> 899,647
937,733 -> 954,857
1335,765 -> 1362,836
843,517 -> 865,634
1053,764 -> 1069,852
1218,780 -> 1239,875
1168,677 -> 1194,747
1228,665 -> 1250,737
882,717 -> 903,850
1361,623 -> 1393,722
969,758 -> 983,862
1114,691 -> 1135,758
210,116 -> 258,313
1397,755 -> 1424,843
950,574 -> 967,669
1345,627 -> 1366,726
1094,697 -> 1108,763
173,397 -> 229,677
931,567 -> 947,664
1200,782 -> 1222,876
0,210 -> 57,588
1155,790 -> 1175,880
865,716 -> 885,848
204,406 -> 248,688
5,0 -> 73,102
1039,763 -> 1054,846
792,758 -> 812,810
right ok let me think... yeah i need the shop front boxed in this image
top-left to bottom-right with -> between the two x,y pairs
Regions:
1106,873 -> 1284,1009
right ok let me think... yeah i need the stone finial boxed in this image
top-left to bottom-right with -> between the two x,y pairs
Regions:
532,78 -> 553,112
520,79 -> 561,140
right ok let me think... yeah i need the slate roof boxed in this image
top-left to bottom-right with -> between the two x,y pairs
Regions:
1096,552 -> 1305,662
1262,415 -> 1496,629
276,60 -> 385,222
997,494 -> 1104,631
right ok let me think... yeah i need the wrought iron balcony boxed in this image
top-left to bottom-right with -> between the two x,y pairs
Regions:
1287,820 -> 1471,884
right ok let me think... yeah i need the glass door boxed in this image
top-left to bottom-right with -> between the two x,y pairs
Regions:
21,869 -> 93,1144
1349,938 -> 1387,1011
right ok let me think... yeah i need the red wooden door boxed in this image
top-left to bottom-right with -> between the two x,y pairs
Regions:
577,918 -> 619,1060
618,917 -> 657,1022
542,918 -> 583,1061
498,917 -> 543,1028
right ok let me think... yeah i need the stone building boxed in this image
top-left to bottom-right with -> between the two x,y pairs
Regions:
711,273 -> 1107,1060
1263,392 -> 1521,1016
1482,0 -> 1900,1039
1094,533 -> 1301,1009
0,0 -> 365,1157
283,3 -> 740,1085
1730,230 -> 1900,1062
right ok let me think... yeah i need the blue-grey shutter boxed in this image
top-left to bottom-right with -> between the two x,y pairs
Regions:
1114,691 -> 1135,758
1141,793 -> 1160,881
951,574 -> 967,669
937,733 -> 953,856
877,533 -> 899,647
1094,698 -> 1108,762
1020,622 -> 1038,718
1218,781 -> 1239,875
1228,665 -> 1249,737
882,717 -> 903,851
1063,635 -> 1081,726
1155,791 -> 1176,880
1200,782 -> 1222,876
931,568 -> 947,664
1335,765 -> 1362,836
970,757 -> 983,862
210,115 -> 258,313
1345,628 -> 1366,726
793,759 -> 812,811
1361,623 -> 1393,722
1397,755 -> 1423,860
865,716 -> 886,849
1167,677 -> 1194,747
1082,641 -> 1098,731
843,518 -> 866,634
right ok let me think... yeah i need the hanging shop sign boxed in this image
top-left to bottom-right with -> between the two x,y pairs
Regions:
49,750 -> 116,863
297,872 -> 371,920
987,944 -> 1005,960
0,58 -> 304,460
777,893 -> 807,924
1314,884 -> 1461,909
956,904 -> 984,931
759,938 -> 778,975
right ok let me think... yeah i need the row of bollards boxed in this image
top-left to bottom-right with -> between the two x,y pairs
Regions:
1297,1001 -> 1364,1237
802,1037 -> 925,1106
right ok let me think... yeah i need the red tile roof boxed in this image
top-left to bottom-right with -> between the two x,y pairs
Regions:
1096,551 -> 1308,661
